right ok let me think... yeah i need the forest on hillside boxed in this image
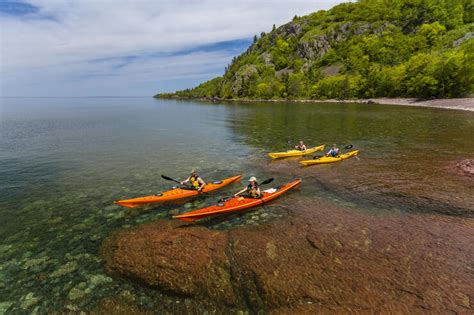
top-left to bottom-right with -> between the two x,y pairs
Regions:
157,0 -> 473,100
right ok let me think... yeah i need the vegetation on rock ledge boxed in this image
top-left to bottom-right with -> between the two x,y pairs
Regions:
156,0 -> 474,100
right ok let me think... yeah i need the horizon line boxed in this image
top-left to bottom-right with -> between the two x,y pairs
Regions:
0,96 -> 153,98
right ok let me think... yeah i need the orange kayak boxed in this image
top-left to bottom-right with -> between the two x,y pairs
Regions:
173,179 -> 301,221
115,175 -> 242,208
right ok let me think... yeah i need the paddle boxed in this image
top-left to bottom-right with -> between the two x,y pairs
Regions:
161,174 -> 212,193
312,144 -> 354,159
259,178 -> 275,185
161,174 -> 182,185
219,178 -> 274,202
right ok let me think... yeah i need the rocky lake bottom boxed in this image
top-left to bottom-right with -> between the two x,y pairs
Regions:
0,98 -> 473,313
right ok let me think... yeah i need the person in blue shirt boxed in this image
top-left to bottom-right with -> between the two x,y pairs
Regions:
326,144 -> 340,157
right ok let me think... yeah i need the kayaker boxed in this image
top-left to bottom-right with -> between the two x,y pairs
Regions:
180,170 -> 206,192
295,140 -> 307,151
234,177 -> 262,199
326,144 -> 340,157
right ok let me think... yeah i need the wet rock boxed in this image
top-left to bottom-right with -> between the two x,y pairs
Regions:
20,292 -> 39,310
47,216 -> 63,224
72,223 -> 88,230
119,290 -> 136,302
93,298 -> 151,314
0,301 -> 14,314
102,220 -> 237,305
266,241 -> 277,260
459,293 -> 471,309
50,261 -> 78,278
87,274 -> 112,287
105,211 -> 125,219
68,287 -> 86,300
0,244 -> 12,254
102,197 -> 474,313
65,304 -> 79,312
456,159 -> 474,177
104,204 -> 119,211
23,256 -> 50,269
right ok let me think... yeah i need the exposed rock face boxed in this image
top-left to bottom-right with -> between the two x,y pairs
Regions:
259,52 -> 273,65
297,22 -> 374,60
456,159 -> 474,177
231,65 -> 259,96
278,21 -> 304,38
102,197 -> 474,313
454,32 -> 473,47
298,35 -> 331,60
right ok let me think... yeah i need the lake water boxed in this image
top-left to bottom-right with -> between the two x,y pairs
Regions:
0,97 -> 473,313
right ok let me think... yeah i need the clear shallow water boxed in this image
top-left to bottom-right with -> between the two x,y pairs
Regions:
0,98 -> 473,313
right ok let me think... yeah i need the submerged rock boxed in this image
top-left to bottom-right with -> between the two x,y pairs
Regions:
88,274 -> 112,287
102,220 -> 236,305
101,197 -> 474,313
456,159 -> 474,177
50,261 -> 78,278
23,256 -> 50,269
20,292 -> 39,310
0,301 -> 14,314
68,287 -> 86,301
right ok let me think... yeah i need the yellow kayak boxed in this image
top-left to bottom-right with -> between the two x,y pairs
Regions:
268,145 -> 325,159
300,150 -> 359,166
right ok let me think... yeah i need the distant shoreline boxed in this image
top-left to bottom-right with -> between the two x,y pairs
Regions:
157,96 -> 474,112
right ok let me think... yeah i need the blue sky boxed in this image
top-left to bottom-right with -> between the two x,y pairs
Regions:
0,0 -> 346,97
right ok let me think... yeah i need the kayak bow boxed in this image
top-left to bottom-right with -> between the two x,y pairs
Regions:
173,179 -> 301,221
268,145 -> 325,159
114,175 -> 242,208
300,150 -> 359,166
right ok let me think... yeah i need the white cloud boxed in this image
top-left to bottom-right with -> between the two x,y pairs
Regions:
0,0 -> 346,96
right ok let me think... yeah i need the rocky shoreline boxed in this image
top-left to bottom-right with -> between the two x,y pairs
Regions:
162,96 -> 474,112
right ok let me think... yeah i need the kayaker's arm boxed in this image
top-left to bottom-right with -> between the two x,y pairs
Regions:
197,178 -> 206,192
180,177 -> 191,185
234,187 -> 247,197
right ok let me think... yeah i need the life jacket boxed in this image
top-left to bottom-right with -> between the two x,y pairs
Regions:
296,144 -> 306,151
190,175 -> 200,189
330,148 -> 339,157
247,183 -> 260,198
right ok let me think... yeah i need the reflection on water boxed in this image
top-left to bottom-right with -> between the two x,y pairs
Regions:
0,98 -> 473,313
229,101 -> 474,215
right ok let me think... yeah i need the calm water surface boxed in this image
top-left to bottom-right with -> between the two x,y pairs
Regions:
0,98 -> 473,313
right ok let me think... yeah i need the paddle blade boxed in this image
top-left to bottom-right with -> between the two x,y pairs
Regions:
260,178 -> 274,185
344,144 -> 354,149
161,175 -> 174,181
161,175 -> 181,184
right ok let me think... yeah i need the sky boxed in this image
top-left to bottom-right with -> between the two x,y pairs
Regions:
0,0 -> 347,97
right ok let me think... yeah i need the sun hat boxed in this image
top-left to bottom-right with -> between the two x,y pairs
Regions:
249,176 -> 257,182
